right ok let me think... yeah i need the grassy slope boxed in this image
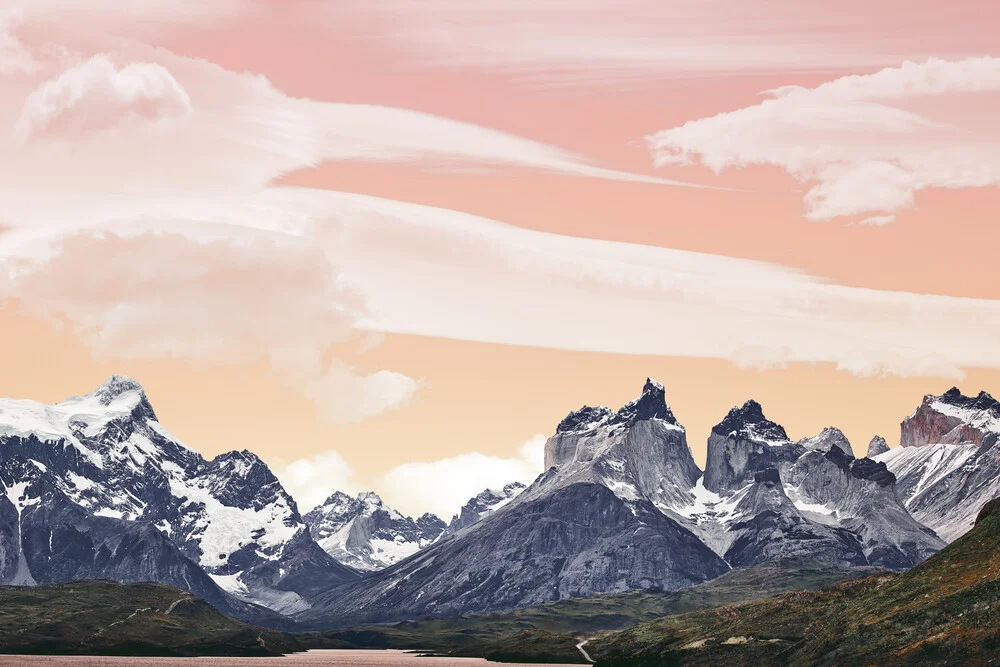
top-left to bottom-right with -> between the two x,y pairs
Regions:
307,558 -> 879,663
0,580 -> 301,656
592,498 -> 1000,666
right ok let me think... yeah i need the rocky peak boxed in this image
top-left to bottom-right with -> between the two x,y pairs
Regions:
712,400 -> 789,443
555,378 -> 678,434
798,427 -> 853,456
939,387 -> 1000,415
902,388 -> 1000,448
91,374 -> 158,422
447,482 -> 527,533
609,378 -> 677,427
867,435 -> 890,458
556,406 -> 614,434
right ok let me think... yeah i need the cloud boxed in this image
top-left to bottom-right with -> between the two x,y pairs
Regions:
379,435 -> 546,518
331,1 -> 993,86
14,55 -> 192,142
0,32 -> 697,195
271,450 -> 359,513
5,185 -> 999,386
647,57 -> 1000,223
0,230 -> 418,423
0,9 -> 39,76
299,364 -> 419,425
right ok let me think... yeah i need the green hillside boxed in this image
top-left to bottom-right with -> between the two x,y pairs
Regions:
592,497 -> 1000,666
0,580 -> 300,657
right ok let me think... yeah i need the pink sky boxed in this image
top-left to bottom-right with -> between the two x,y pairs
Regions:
0,1 -> 998,516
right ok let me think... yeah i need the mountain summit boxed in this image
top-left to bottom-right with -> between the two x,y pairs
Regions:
877,387 -> 1000,541
0,377 -> 357,621
301,378 -> 729,627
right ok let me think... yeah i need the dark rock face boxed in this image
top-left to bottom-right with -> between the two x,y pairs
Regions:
880,388 -> 1000,541
556,406 -> 614,434
0,376 -> 357,620
304,491 -> 446,571
555,379 -> 677,435
446,482 -> 526,534
723,477 -> 868,568
867,435 -> 890,458
300,483 -> 729,627
702,400 -> 803,495
712,400 -> 789,442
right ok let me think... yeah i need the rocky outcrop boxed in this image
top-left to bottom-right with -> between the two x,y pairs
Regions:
867,435 -> 890,458
447,482 -> 526,534
723,468 -> 868,567
304,491 -> 445,571
878,387 -> 1000,541
798,427 -> 853,456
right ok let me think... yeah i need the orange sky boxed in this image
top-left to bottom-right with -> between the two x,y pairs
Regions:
1,1 -> 998,516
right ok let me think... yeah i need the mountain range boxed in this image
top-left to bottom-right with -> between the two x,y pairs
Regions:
1,375 -> 998,632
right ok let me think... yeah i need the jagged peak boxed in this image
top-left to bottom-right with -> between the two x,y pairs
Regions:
93,375 -> 146,402
90,374 -> 157,422
609,377 -> 677,427
713,399 -> 789,443
555,378 -> 681,434
798,427 -> 853,457
556,405 -> 613,433
317,490 -> 354,507
358,491 -> 385,506
934,387 -> 1000,414
867,435 -> 890,458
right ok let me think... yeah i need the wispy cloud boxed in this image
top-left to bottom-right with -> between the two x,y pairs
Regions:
648,57 -> 1000,224
332,1 -> 994,85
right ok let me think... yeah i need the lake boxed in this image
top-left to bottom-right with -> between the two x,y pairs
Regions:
0,650 -> 585,666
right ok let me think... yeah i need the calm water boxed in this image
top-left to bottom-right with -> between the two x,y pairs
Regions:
0,650 -> 583,666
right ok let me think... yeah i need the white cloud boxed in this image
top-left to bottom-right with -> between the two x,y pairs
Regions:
298,364 -> 419,425
0,230 -> 417,423
0,34 -> 698,195
0,9 -> 39,76
379,435 -> 546,519
5,185 -> 999,386
272,450 -> 360,513
15,55 -> 192,142
647,57 -> 1000,223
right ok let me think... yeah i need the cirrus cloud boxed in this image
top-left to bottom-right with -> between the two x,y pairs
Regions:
647,57 -> 1000,224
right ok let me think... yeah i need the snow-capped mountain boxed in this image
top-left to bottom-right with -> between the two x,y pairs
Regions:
304,491 -> 445,571
659,401 -> 943,570
0,376 -> 357,618
446,482 -> 526,534
875,388 -> 1000,541
299,379 -> 732,627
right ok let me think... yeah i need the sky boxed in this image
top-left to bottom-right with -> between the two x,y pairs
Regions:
0,0 -> 998,519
